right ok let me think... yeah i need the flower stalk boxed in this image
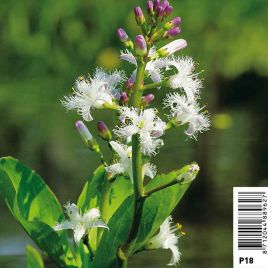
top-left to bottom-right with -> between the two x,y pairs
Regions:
142,79 -> 168,91
120,48 -> 148,261
144,163 -> 200,197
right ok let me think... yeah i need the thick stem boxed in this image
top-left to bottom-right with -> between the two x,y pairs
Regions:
130,60 -> 146,107
132,134 -> 144,198
122,135 -> 145,252
122,259 -> 128,268
120,56 -> 147,261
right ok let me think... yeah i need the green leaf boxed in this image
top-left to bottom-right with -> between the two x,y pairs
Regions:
77,166 -> 132,250
73,243 -> 91,268
92,164 -> 196,268
0,157 -> 77,268
26,245 -> 44,268
78,166 -> 132,222
100,175 -> 133,223
77,166 -> 106,213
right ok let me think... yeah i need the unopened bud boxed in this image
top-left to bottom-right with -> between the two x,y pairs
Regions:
153,0 -> 161,10
155,0 -> 173,17
134,35 -> 147,56
76,120 -> 93,142
164,4 -> 173,16
117,28 -> 134,49
147,0 -> 154,15
76,121 -> 100,152
117,28 -> 128,42
171,17 -> 181,27
158,39 -> 187,57
126,78 -> 135,90
164,27 -> 181,38
142,93 -> 155,106
164,17 -> 181,30
97,121 -> 112,141
134,6 -> 145,25
155,5 -> 165,17
120,92 -> 129,104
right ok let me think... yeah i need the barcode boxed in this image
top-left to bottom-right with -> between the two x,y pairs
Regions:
237,192 -> 264,250
234,187 -> 268,268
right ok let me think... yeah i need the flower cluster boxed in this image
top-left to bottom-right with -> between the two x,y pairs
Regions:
60,0 -> 210,265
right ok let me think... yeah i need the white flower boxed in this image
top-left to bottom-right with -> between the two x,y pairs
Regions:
145,216 -> 181,266
114,107 -> 166,155
184,113 -> 210,139
61,68 -> 125,121
105,141 -> 132,179
54,203 -> 108,244
167,56 -> 202,103
164,92 -> 210,139
120,49 -> 169,88
105,141 -> 156,181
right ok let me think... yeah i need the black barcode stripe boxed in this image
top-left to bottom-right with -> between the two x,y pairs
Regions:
238,192 -> 263,250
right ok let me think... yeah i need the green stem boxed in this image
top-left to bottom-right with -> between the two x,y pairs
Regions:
144,179 -> 179,197
82,235 -> 94,261
122,259 -> 128,268
97,151 -> 107,166
130,60 -> 146,107
122,135 -> 145,254
132,134 -> 144,198
120,55 -> 147,261
142,79 -> 168,91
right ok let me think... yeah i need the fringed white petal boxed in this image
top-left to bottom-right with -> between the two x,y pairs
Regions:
83,208 -> 101,222
143,163 -> 157,179
53,220 -> 74,231
87,219 -> 109,230
120,50 -> 137,65
73,224 -> 86,244
105,162 -> 124,176
167,245 -> 181,266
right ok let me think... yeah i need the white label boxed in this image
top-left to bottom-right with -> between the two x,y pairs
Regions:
234,187 -> 268,268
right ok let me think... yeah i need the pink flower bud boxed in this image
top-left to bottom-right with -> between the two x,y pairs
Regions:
117,28 -> 134,49
164,27 -> 181,38
120,92 -> 129,104
154,0 -> 161,10
134,6 -> 145,25
147,0 -> 154,15
76,121 -> 93,142
97,121 -> 112,141
76,121 -> 100,152
171,17 -> 181,27
135,35 -> 147,56
126,80 -> 134,90
164,4 -> 173,15
142,93 -> 155,106
117,28 -> 128,42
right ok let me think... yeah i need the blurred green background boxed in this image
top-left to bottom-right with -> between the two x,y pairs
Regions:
0,0 -> 268,267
